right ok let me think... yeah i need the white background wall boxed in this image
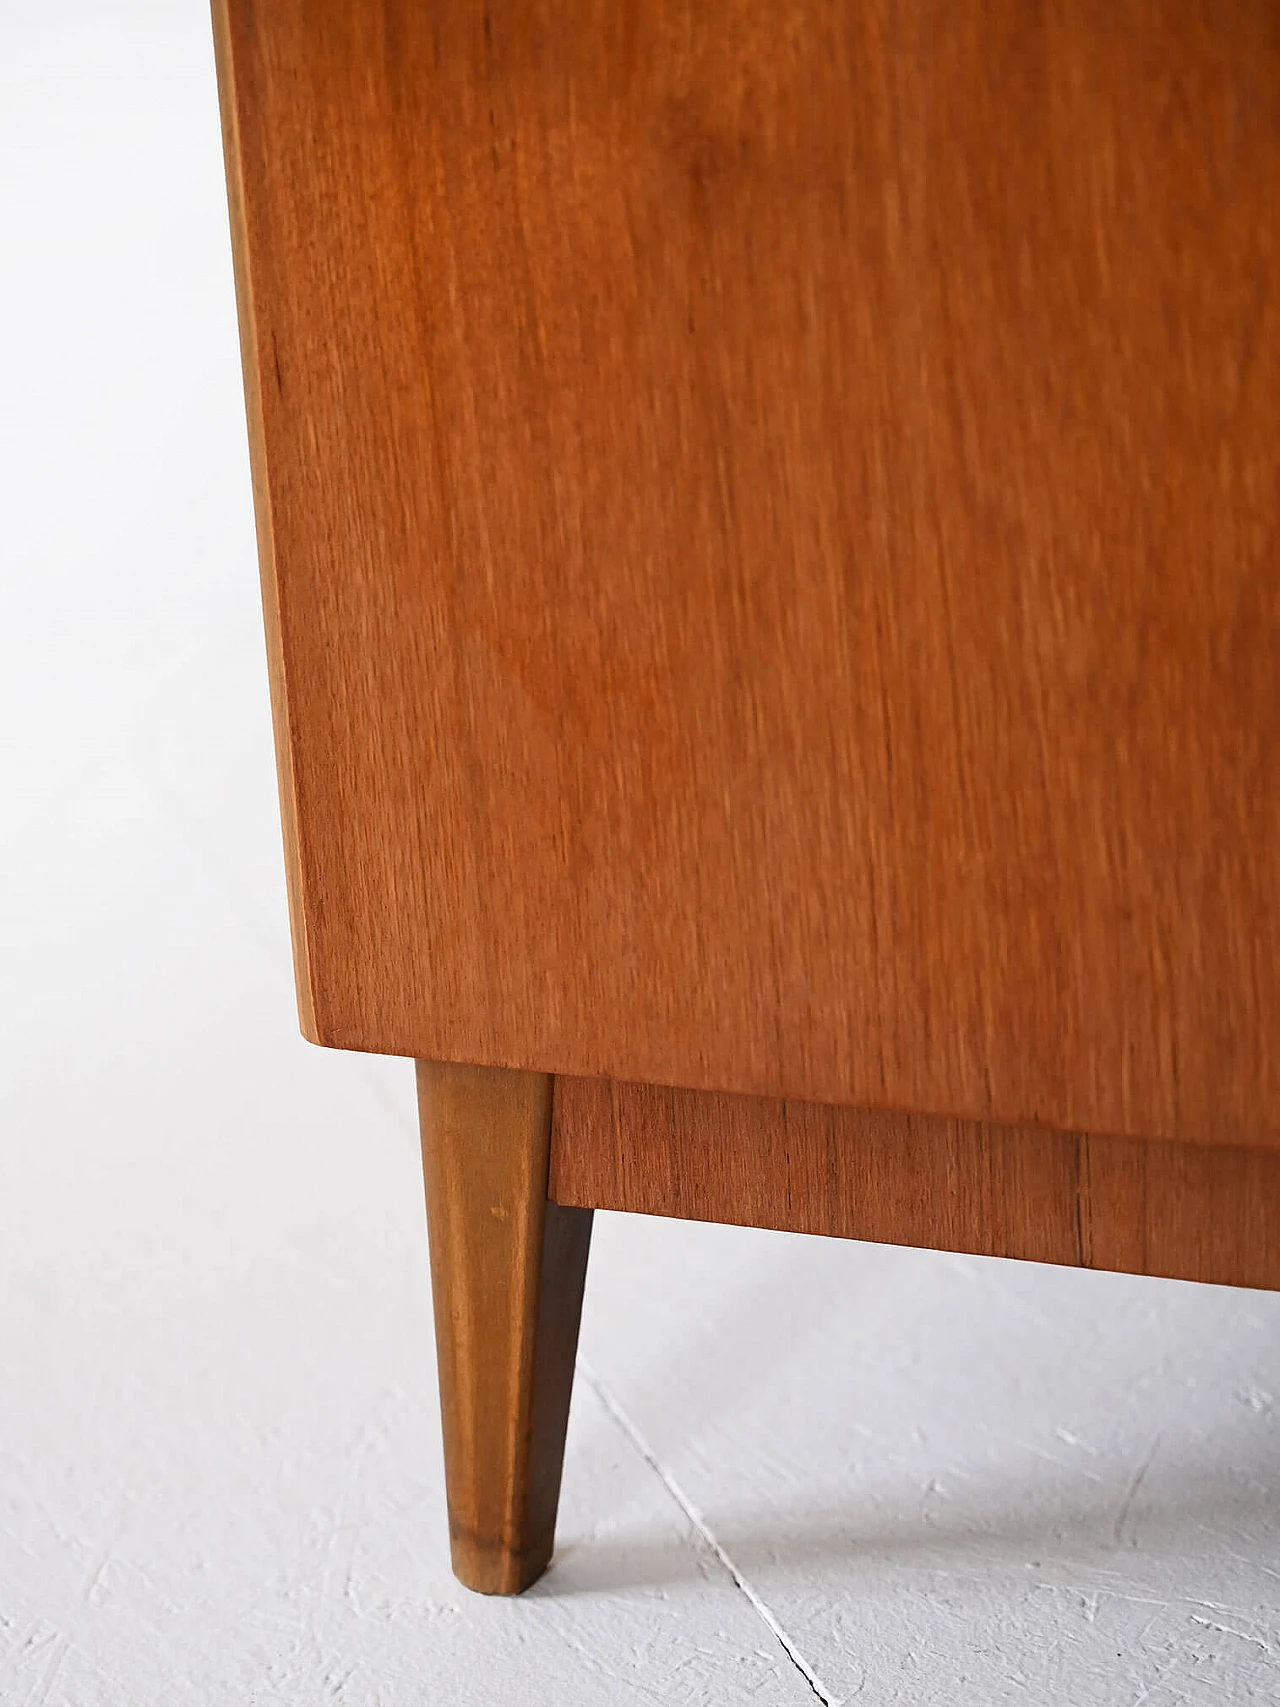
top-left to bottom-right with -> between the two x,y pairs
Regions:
2,6 -> 1278,1702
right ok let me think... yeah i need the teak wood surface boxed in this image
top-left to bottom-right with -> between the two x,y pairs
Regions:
213,0 -> 1280,1152
550,1077 -> 1280,1293
417,1061 -> 592,1594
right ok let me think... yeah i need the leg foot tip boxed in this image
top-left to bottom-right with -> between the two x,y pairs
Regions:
449,1533 -> 554,1596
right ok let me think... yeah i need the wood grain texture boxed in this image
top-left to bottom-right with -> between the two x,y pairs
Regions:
550,1076 -> 1280,1292
215,0 -> 1280,1148
417,1061 -> 593,1594
210,0 -> 317,1033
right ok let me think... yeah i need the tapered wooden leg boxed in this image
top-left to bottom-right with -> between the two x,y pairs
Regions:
416,1060 -> 592,1594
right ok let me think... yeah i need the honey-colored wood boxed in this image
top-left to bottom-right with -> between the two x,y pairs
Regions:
213,0 -> 1280,1150
550,1077 -> 1280,1292
210,0 -> 316,1033
417,1061 -> 592,1594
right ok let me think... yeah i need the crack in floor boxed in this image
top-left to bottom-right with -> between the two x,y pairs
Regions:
578,1361 -> 841,1707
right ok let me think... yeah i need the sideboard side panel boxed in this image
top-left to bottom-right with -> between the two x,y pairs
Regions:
214,0 -> 1280,1147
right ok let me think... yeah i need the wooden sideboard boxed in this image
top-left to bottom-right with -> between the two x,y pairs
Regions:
213,0 -> 1280,1594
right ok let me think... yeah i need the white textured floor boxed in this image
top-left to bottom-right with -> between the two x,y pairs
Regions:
3,6 -> 1280,1703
